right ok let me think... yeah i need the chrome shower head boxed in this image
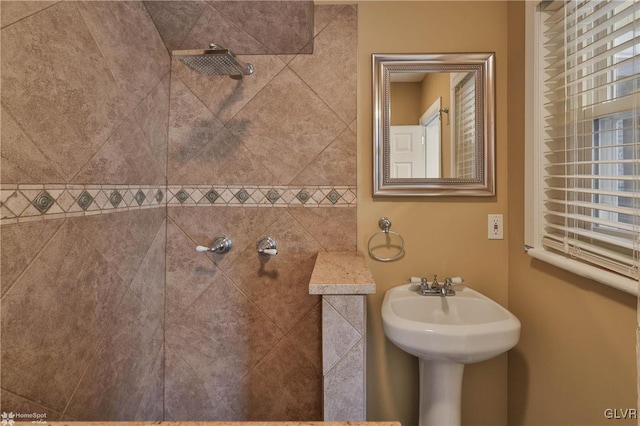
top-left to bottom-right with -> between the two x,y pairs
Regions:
171,43 -> 254,77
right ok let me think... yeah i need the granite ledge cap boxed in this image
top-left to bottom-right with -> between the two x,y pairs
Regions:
309,251 -> 376,295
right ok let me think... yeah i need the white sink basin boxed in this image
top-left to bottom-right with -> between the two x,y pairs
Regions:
382,283 -> 520,363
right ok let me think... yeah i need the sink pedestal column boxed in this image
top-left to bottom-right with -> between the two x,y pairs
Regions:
419,359 -> 464,426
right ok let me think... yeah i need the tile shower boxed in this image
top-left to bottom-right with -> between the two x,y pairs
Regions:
0,1 -> 357,421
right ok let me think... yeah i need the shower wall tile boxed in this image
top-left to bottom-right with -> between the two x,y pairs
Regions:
225,211 -> 322,333
74,209 -> 165,286
172,55 -> 285,124
132,74 -> 171,173
226,68 -> 346,185
0,218 -> 64,297
164,345 -> 240,421
129,220 -> 167,325
0,1 -> 59,29
181,4 -> 269,54
1,1 -> 170,183
207,1 -> 314,54
288,206 -> 357,251
64,291 -> 163,420
134,344 -> 164,421
324,339 -> 365,421
224,338 -> 323,420
1,2 -> 129,181
288,5 -> 357,124
71,114 -> 166,185
165,218 -> 220,321
168,75 -> 278,185
75,1 -> 170,111
313,4 -> 345,37
1,220 -> 128,412
1,106 -> 65,184
165,273 -> 284,397
290,127 -> 357,187
143,0 -> 207,52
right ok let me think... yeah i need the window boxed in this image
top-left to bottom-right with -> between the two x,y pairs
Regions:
526,0 -> 640,294
451,72 -> 477,178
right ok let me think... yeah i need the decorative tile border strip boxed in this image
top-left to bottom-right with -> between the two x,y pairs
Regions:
0,184 -> 165,225
0,185 -> 357,224
166,185 -> 357,208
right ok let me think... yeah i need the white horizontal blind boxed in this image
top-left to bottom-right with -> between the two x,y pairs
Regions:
539,0 -> 640,279
454,73 -> 477,178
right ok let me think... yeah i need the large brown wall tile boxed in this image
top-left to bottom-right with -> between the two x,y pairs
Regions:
1,106 -> 65,184
168,76 -> 276,185
208,1 -> 314,54
0,218 -> 65,297
288,207 -> 357,251
74,209 -> 165,285
1,220 -> 128,412
1,2 -> 130,181
0,1 -> 59,29
0,388 -> 62,420
164,345 -> 240,421
289,6 -> 357,124
134,344 -> 164,421
290,127 -> 357,187
143,1 -> 207,52
181,4 -> 269,54
226,68 -> 346,184
75,1 -> 169,111
64,291 -> 163,420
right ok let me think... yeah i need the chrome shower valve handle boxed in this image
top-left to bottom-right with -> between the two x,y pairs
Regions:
196,236 -> 233,254
257,237 -> 278,256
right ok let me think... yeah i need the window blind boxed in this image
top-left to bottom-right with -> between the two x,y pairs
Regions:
539,0 -> 640,279
454,73 -> 477,178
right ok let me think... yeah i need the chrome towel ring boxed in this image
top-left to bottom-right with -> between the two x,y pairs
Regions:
367,217 -> 405,262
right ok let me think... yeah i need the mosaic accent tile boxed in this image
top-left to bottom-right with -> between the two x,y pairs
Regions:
110,191 -> 123,208
135,190 -> 146,206
205,190 -> 219,203
175,189 -> 189,204
0,185 -> 356,224
326,189 -> 341,204
76,191 -> 94,211
32,191 -> 54,214
235,189 -> 250,204
266,189 -> 280,204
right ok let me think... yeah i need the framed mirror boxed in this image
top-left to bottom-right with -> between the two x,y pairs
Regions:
373,53 -> 495,196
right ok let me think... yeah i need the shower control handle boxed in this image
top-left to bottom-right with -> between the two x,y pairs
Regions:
195,236 -> 233,254
257,237 -> 278,256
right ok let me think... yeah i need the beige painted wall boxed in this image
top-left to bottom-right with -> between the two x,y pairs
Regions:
505,3 -> 637,425
357,2 -> 510,425
390,82 -> 421,125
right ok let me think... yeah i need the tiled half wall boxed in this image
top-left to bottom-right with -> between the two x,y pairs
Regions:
0,1 -> 357,422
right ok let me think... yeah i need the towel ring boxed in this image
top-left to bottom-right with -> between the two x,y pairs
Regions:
367,217 -> 405,262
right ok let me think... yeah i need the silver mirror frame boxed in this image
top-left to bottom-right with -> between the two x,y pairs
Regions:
373,52 -> 496,196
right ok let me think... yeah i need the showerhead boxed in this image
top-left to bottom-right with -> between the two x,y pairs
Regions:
171,43 -> 254,77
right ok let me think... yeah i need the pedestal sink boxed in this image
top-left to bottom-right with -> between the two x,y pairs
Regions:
381,283 -> 520,426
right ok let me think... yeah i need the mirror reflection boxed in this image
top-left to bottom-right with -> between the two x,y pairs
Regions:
372,52 -> 495,196
389,71 -> 476,179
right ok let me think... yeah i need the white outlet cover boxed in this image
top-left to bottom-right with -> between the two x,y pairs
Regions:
488,214 -> 503,240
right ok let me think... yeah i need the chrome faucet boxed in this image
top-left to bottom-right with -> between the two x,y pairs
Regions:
410,274 -> 456,297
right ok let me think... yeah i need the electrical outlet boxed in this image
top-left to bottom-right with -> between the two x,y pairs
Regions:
488,214 -> 503,240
